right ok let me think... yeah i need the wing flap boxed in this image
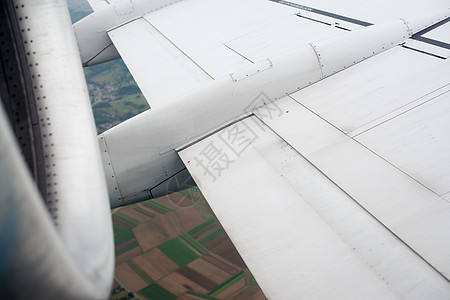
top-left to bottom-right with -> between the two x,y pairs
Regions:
178,116 -> 450,299
257,96 -> 450,279
256,45 -> 450,279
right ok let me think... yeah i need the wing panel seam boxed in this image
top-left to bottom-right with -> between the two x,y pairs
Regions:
288,95 -> 445,200
140,17 -> 215,80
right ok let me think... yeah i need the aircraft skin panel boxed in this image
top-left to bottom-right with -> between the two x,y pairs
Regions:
253,96 -> 450,280
355,91 -> 450,197
140,0 -> 298,77
178,116 -> 450,299
287,46 -> 450,198
224,15 -> 344,63
290,47 -> 450,134
108,17 -> 214,107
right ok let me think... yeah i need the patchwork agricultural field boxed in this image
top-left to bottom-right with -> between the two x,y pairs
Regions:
110,188 -> 267,300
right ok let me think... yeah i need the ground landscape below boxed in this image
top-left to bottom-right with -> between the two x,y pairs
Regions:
109,189 -> 267,300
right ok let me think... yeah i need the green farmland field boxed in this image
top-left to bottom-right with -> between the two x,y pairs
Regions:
138,284 -> 177,300
157,238 -> 200,267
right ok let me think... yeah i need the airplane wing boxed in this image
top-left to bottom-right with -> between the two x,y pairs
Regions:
77,0 -> 450,298
105,0 -> 450,107
177,44 -> 450,297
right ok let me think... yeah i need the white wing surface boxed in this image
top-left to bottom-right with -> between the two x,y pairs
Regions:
106,0 -> 450,107
94,0 -> 450,298
178,45 -> 450,298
